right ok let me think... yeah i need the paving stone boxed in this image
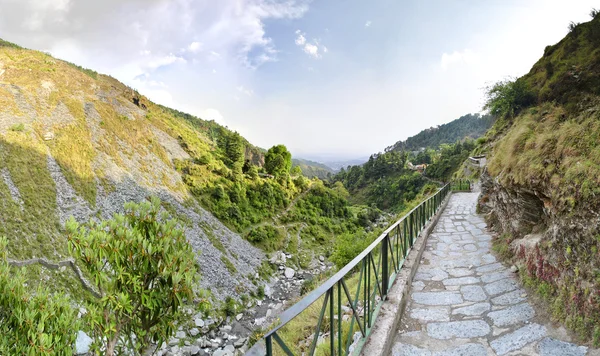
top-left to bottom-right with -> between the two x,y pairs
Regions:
484,278 -> 518,296
431,269 -> 450,281
488,303 -> 535,327
412,280 -> 426,291
440,258 -> 481,269
412,291 -> 463,306
537,337 -> 587,356
392,343 -> 431,356
463,244 -> 477,251
460,285 -> 487,302
447,268 -> 474,277
490,323 -> 546,355
491,290 -> 527,306
442,276 -> 480,286
434,343 -> 488,356
481,270 -> 512,283
452,302 -> 491,316
410,307 -> 450,322
414,272 -> 432,281
476,262 -> 504,273
480,252 -> 494,260
427,320 -> 490,339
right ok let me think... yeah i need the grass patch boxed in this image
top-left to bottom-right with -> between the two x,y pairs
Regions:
9,123 -> 25,132
220,255 -> 237,274
199,221 -> 227,254
0,133 -> 63,259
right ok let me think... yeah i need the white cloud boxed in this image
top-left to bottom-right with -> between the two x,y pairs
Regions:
144,53 -> 186,70
440,49 -> 479,70
303,43 -> 320,58
188,41 -> 202,52
365,20 -> 372,27
295,30 -> 326,59
295,33 -> 306,45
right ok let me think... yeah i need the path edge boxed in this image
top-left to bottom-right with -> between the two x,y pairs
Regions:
360,193 -> 452,356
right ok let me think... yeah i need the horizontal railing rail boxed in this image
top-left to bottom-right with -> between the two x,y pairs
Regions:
246,183 -> 454,356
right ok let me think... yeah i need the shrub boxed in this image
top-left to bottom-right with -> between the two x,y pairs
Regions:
0,237 -> 79,355
484,78 -> 536,118
66,197 -> 199,355
331,230 -> 371,269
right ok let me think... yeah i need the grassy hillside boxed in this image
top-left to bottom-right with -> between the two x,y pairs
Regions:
0,37 -> 377,306
386,113 -> 495,152
477,12 -> 600,346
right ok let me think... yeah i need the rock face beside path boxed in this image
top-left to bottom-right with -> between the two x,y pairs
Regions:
391,192 -> 592,356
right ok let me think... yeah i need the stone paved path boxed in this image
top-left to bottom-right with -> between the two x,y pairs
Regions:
391,192 -> 592,356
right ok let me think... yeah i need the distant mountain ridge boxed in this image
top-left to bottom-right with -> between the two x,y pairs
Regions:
386,113 -> 495,152
291,158 -> 334,179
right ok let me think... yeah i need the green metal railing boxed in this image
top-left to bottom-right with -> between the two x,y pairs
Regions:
451,179 -> 471,192
246,183 -> 453,356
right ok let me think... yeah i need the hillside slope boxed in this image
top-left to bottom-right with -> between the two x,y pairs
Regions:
0,39 -> 268,300
478,13 -> 600,346
386,113 -> 495,152
292,158 -> 334,179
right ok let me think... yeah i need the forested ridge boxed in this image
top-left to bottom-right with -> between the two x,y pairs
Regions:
386,113 -> 495,152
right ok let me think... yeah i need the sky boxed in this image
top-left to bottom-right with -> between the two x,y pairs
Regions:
0,0 -> 597,161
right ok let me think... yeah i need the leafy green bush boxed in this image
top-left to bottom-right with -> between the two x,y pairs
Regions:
265,144 -> 292,176
0,237 -> 79,355
66,197 -> 200,355
331,230 -> 372,269
246,225 -> 285,251
484,78 -> 536,118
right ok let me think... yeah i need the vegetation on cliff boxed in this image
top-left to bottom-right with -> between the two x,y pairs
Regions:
479,10 -> 600,346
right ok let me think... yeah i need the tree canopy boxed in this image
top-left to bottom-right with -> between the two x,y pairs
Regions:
265,144 -> 292,177
484,78 -> 536,118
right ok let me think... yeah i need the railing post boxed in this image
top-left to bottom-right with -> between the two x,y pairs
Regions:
382,233 -> 389,297
337,281 -> 342,356
330,287 -> 334,356
266,335 -> 273,356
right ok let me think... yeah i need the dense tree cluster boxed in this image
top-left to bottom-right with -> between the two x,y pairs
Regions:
332,150 -> 425,211
425,140 -> 476,182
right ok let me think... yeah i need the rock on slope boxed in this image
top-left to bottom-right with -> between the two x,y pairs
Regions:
0,40 -> 263,300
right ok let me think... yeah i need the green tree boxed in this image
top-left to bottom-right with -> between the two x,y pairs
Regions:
247,164 -> 259,180
224,132 -> 245,172
264,144 -> 292,177
66,197 -> 200,355
291,165 -> 302,176
484,78 -> 536,118
0,237 -> 79,355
